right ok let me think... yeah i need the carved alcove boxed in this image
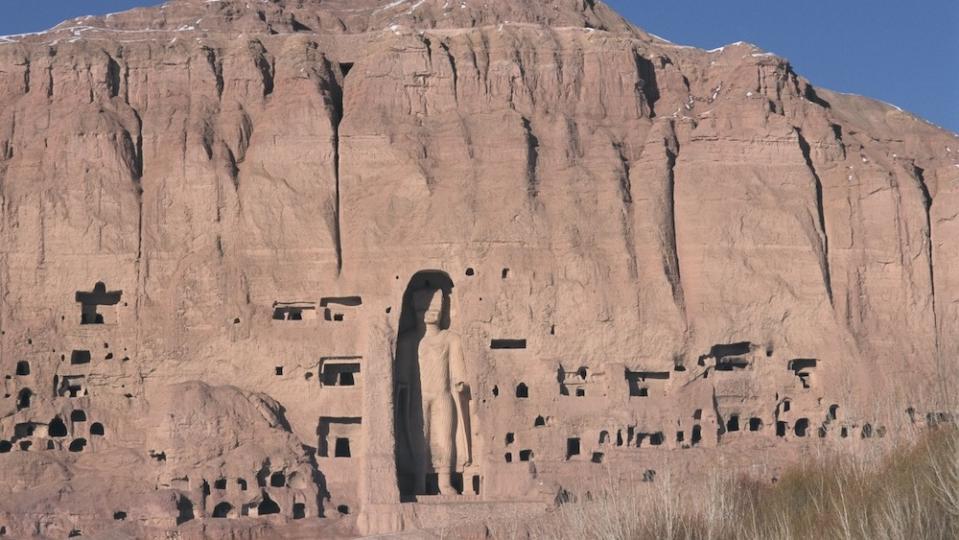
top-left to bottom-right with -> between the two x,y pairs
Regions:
75,282 -> 122,325
392,270 -> 478,499
271,302 -> 318,321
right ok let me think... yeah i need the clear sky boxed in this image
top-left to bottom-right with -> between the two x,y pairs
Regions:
1,0 -> 956,133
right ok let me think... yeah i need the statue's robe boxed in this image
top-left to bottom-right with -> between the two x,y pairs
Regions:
395,330 -> 471,475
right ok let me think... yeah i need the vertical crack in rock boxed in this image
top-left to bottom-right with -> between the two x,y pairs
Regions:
422,35 -> 434,67
249,40 -> 275,97
632,50 -> 659,118
333,110 -> 343,273
3,111 -> 14,161
614,141 -> 638,281
0,116 -> 6,360
45,61 -> 54,98
224,145 -> 240,191
439,40 -> 458,103
796,128 -> 833,304
830,123 -> 846,160
22,57 -> 31,94
121,49 -> 131,103
106,55 -> 121,98
200,117 -> 215,161
521,117 -> 539,197
913,165 -> 940,369
225,107 -> 253,193
0,114 -> 9,220
133,138 -> 144,279
204,46 -> 224,100
663,122 -> 685,313
614,142 -> 633,204
325,60 -> 350,273
710,389 -> 723,442
479,32 -> 492,94
125,106 -> 146,328
565,117 -> 582,163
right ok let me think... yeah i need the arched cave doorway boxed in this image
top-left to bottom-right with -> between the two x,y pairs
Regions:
212,502 -> 234,518
257,492 -> 280,515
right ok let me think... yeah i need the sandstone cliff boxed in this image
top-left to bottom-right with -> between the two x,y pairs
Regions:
0,0 -> 956,538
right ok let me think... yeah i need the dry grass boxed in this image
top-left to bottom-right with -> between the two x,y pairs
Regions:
489,425 -> 959,540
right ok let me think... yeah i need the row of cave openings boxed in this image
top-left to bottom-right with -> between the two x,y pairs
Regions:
502,431 -> 653,478
177,492 -> 310,522
497,402 -> 886,467
270,296 -> 363,323
697,342 -> 819,389
269,265 -> 517,324
490,367 -> 602,400
9,343 -> 128,413
206,496 -> 308,520
716,399 -> 887,442
268,266 -> 515,327
0,411 -> 105,454
502,426 -> 674,467
490,367 -> 665,400
489,343 -> 819,402
176,467 -> 321,522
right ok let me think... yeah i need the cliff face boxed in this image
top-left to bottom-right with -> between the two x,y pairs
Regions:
0,0 -> 957,537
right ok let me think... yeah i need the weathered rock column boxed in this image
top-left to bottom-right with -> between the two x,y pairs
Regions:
356,314 -> 405,535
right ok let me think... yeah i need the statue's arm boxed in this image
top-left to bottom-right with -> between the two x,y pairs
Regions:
450,334 -> 468,391
449,334 -> 472,466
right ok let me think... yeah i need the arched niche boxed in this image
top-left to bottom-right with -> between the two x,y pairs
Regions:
397,270 -> 454,334
393,270 -> 473,498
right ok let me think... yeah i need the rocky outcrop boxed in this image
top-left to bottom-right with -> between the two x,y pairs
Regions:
0,0 -> 956,537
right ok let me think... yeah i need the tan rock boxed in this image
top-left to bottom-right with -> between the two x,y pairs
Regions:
0,0 -> 956,537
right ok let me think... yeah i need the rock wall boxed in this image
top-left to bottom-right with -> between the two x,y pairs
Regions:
0,0 -> 956,537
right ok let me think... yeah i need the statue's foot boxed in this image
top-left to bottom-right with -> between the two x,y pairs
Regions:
437,473 -> 457,495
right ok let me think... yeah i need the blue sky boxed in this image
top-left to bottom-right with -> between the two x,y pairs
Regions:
1,0 -> 956,133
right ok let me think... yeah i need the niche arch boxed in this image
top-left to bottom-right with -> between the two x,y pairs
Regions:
393,270 -> 475,498
397,270 -> 454,334
212,502 -> 234,518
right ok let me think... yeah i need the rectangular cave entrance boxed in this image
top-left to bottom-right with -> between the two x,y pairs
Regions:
318,417 -> 361,458
788,358 -> 818,388
334,437 -> 351,457
319,357 -> 362,387
70,350 -> 92,365
490,339 -> 527,350
272,302 -> 318,321
559,367 -> 589,397
57,375 -> 88,398
699,342 -> 754,369
566,437 -> 580,460
320,296 -> 363,322
625,370 -> 670,397
715,356 -> 751,371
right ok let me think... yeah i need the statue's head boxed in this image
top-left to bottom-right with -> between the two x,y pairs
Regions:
412,287 -> 443,325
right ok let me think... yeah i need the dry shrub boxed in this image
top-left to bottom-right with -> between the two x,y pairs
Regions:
492,425 -> 959,540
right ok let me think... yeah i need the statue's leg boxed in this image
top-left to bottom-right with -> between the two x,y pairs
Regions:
430,395 -> 457,494
414,399 -> 431,494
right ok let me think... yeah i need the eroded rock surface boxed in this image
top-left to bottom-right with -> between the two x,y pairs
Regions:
0,0 -> 957,537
